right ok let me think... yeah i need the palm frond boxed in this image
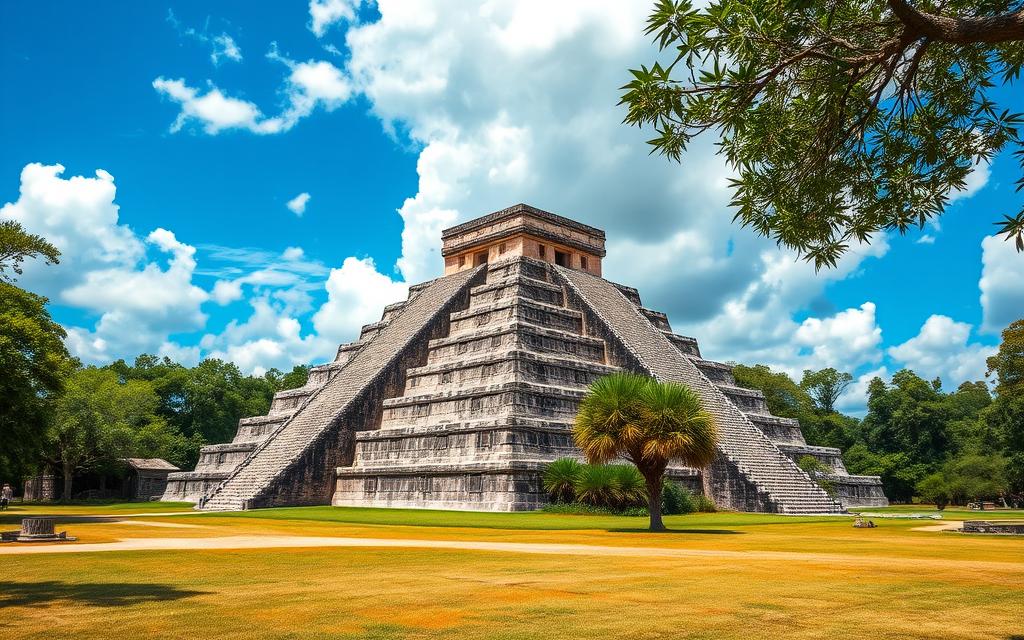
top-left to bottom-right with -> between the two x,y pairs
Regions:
542,457 -> 583,503
573,372 -> 647,463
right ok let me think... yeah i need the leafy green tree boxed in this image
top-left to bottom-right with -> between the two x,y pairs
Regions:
733,363 -> 859,448
916,471 -> 950,509
943,455 -> 1007,504
945,381 -> 994,454
0,220 -> 61,282
180,359 -> 276,444
732,363 -> 812,418
266,365 -> 310,392
1006,453 -> 1024,496
104,355 -> 285,467
917,455 -> 1008,506
46,368 -> 185,499
0,283 -> 76,483
800,368 -> 854,413
107,355 -> 191,434
861,370 -> 952,466
622,0 -> 1024,266
0,223 -> 70,484
844,446 -> 930,502
985,319 -> 1024,455
574,373 -> 718,531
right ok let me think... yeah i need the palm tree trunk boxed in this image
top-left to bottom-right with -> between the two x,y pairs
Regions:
645,474 -> 665,532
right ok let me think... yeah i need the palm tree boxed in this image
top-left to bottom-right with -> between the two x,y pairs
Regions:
542,457 -> 582,503
574,373 -> 718,531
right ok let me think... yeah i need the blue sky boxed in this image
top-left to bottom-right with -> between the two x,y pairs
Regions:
2,1 -> 1022,413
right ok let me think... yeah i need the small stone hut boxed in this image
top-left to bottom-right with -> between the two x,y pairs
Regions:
123,458 -> 180,501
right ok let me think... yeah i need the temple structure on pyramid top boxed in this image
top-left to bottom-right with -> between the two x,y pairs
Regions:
163,204 -> 887,513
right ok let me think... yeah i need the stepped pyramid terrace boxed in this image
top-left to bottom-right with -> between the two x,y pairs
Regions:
162,204 -> 887,513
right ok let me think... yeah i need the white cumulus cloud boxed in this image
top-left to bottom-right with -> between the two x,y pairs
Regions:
980,234 -> 1024,333
312,256 -> 410,342
153,46 -> 353,136
309,0 -> 361,37
887,315 -> 995,387
153,78 -> 280,134
287,192 -> 311,215
1,163 -> 208,363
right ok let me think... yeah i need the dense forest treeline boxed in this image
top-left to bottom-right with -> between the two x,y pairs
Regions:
3,352 -> 309,498
732,320 -> 1024,506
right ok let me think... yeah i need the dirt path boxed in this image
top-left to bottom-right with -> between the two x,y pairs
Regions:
911,521 -> 963,532
2,534 -> 1021,573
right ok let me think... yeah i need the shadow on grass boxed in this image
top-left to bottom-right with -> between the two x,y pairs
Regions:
608,528 -> 744,534
0,581 -> 207,608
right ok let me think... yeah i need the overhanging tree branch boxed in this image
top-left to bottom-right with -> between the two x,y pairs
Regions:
887,0 -> 1024,44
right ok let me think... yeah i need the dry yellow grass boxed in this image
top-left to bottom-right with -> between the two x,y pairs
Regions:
2,503 -> 1022,640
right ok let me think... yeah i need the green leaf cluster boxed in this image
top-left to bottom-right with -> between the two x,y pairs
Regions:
0,220 -> 60,283
0,283 -> 76,482
622,0 -> 1024,266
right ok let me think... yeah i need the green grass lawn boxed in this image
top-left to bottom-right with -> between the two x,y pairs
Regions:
3,503 -> 1022,640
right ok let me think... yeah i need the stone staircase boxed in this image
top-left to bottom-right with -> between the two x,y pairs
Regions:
173,255 -> 875,513
197,266 -> 485,510
555,264 -> 845,515
334,257 -> 629,510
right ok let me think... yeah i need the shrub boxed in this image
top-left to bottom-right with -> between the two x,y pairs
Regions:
609,464 -> 646,508
661,481 -> 717,514
542,460 -> 660,511
662,481 -> 695,515
797,455 -> 831,475
543,457 -> 582,503
916,472 -> 950,510
943,455 -> 1006,504
575,463 -> 621,506
618,506 -> 649,517
693,493 -> 717,512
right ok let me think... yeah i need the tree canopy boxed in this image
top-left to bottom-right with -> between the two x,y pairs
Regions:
801,368 -> 854,413
46,367 -> 192,499
104,355 -> 310,467
0,220 -> 61,282
621,0 -> 1024,267
733,355 -> 1023,504
0,282 -> 76,482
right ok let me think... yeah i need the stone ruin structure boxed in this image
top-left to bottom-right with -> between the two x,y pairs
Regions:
163,204 -> 887,512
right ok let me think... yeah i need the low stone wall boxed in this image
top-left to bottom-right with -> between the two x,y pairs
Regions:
778,444 -> 848,474
963,520 -> 1024,535
830,474 -> 889,508
162,471 -> 229,503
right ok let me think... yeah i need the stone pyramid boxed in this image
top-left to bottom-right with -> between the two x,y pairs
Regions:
163,204 -> 886,513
